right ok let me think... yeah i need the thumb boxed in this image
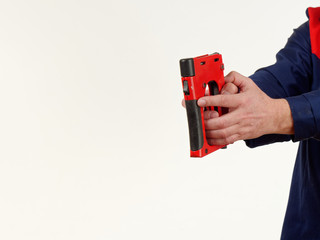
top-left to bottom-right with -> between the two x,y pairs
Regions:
224,71 -> 252,92
221,82 -> 239,95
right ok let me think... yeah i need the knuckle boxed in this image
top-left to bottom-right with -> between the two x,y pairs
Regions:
225,136 -> 233,145
220,129 -> 228,139
217,119 -> 226,129
226,135 -> 238,144
230,71 -> 239,77
230,70 -> 236,75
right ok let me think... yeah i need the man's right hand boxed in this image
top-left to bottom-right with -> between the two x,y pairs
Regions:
181,71 -> 294,146
198,71 -> 294,145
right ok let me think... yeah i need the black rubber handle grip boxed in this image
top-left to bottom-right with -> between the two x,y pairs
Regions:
185,100 -> 204,151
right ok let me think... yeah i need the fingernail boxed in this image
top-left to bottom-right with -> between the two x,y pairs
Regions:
198,99 -> 206,106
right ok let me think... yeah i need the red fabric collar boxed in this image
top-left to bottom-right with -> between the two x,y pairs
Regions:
308,7 -> 320,58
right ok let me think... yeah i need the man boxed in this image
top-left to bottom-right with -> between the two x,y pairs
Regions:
194,7 -> 320,239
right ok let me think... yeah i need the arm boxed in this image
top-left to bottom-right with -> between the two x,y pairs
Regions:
200,20 -> 316,147
247,21 -> 314,146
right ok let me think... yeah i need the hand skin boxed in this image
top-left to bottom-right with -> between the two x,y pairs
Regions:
197,71 -> 294,146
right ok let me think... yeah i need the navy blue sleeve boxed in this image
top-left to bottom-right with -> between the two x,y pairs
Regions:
245,21 -> 314,148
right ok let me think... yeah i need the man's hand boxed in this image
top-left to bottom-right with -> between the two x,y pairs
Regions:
198,71 -> 294,146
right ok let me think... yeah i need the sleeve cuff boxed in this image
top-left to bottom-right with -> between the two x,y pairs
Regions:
286,94 -> 316,141
245,134 -> 292,148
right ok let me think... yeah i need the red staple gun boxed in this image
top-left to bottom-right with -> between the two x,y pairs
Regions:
180,53 -> 226,157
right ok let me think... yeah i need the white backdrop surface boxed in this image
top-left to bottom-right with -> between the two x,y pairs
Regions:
0,0 -> 318,239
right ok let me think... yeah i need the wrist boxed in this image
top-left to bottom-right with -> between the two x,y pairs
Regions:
272,99 -> 294,135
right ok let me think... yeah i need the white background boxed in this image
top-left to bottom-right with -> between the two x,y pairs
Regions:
0,0 -> 317,239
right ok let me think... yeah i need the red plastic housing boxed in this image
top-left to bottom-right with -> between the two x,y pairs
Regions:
180,53 -> 226,157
